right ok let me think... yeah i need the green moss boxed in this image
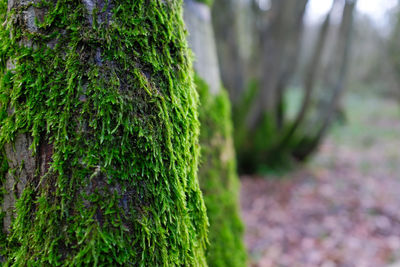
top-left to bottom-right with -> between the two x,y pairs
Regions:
235,109 -> 304,174
232,82 -> 305,174
0,0 -> 208,265
195,75 -> 247,267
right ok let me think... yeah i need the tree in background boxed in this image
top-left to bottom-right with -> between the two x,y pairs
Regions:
213,0 -> 309,172
237,0 -> 309,172
184,0 -> 247,266
0,0 -> 208,265
211,0 -> 248,104
212,0 -> 357,173
294,0 -> 357,160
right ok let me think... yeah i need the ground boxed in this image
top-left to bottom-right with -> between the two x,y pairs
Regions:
241,93 -> 400,267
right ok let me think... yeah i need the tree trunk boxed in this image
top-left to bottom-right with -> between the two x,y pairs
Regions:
184,1 -> 247,266
0,0 -> 208,265
294,0 -> 357,160
212,0 -> 246,104
247,0 -> 308,130
277,0 -> 336,150
233,0 -> 308,172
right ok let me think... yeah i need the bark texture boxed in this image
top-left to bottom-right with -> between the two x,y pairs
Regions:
184,1 -> 247,266
0,0 -> 208,265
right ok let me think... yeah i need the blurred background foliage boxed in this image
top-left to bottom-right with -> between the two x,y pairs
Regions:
206,0 -> 400,174
196,0 -> 400,265
185,0 -> 400,265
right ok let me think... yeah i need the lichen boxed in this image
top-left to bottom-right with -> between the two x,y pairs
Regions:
195,74 -> 247,267
0,0 -> 208,265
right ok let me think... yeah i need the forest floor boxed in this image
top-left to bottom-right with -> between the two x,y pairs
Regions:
240,94 -> 400,267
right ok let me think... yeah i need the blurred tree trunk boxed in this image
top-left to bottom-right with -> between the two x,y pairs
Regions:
184,1 -> 247,266
212,0 -> 249,104
278,0 -> 336,149
231,0 -> 308,172
294,0 -> 357,160
248,0 -> 308,130
0,0 -> 208,265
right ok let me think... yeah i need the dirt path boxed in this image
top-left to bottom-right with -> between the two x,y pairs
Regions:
240,95 -> 400,267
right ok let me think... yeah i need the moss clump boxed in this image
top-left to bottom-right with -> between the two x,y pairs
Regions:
195,75 -> 247,267
0,0 -> 208,265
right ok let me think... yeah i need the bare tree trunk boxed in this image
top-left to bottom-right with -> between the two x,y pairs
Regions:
184,1 -> 247,265
212,0 -> 246,104
247,0 -> 308,130
274,0 -> 309,129
185,0 -> 221,94
277,0 -> 336,149
294,0 -> 357,160
0,0 -> 208,265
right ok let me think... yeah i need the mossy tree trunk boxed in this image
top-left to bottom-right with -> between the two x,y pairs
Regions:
0,0 -> 208,265
184,1 -> 247,266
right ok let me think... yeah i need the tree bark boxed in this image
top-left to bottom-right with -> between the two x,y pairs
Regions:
0,0 -> 208,265
184,0 -> 221,94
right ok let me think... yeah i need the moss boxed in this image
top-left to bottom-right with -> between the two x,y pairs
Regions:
232,80 -> 315,173
195,75 -> 247,267
232,82 -> 299,174
0,0 -> 208,265
235,109 -> 306,174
